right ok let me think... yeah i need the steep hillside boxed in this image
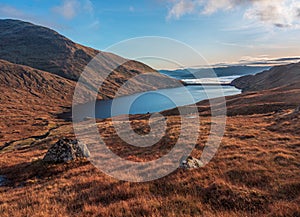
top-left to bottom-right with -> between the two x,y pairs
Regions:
231,62 -> 300,92
0,59 -> 80,143
0,19 -> 98,80
0,19 -> 180,99
0,60 -> 76,101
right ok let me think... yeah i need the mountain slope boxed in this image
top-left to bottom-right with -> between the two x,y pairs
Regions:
231,62 -> 300,92
0,59 -> 81,143
0,19 -> 98,81
0,59 -> 75,101
0,19 -> 180,99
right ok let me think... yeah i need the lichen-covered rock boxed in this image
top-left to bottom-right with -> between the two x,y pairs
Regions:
180,156 -> 203,169
43,138 -> 90,163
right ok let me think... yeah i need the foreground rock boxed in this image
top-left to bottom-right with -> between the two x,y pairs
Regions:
180,156 -> 203,169
43,139 -> 90,163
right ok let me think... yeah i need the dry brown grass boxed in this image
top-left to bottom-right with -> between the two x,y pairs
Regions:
1,106 -> 300,216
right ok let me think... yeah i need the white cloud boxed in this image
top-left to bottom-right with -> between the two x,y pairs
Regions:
244,0 -> 300,28
167,0 -> 195,20
167,0 -> 300,28
53,0 -> 94,20
237,55 -> 300,66
202,0 -> 237,15
53,0 -> 79,20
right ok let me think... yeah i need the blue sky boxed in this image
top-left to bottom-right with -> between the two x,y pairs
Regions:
1,0 -> 300,69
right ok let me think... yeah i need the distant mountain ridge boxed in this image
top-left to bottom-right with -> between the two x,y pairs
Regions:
160,66 -> 270,79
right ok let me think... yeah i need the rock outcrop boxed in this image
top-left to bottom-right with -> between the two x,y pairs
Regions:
43,139 -> 90,163
180,156 -> 203,169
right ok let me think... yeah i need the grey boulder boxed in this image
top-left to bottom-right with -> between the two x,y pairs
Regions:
43,138 -> 90,163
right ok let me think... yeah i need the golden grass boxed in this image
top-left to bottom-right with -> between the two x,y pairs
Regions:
1,110 -> 300,217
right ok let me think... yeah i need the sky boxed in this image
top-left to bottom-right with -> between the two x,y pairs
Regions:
0,0 -> 300,69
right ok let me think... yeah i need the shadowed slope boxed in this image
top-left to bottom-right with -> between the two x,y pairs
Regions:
231,62 -> 300,92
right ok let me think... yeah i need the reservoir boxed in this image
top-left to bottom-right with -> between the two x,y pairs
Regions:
91,84 -> 241,119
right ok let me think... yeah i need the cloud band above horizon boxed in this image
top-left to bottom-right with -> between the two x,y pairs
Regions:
167,0 -> 300,28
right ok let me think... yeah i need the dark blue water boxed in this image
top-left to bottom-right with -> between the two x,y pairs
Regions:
91,85 -> 240,119
73,67 -> 266,121
0,175 -> 6,187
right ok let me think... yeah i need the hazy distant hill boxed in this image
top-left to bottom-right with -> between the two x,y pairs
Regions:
160,66 -> 270,79
231,62 -> 300,92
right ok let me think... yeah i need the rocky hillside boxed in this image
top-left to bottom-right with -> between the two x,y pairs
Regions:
231,62 -> 300,92
0,19 -> 179,99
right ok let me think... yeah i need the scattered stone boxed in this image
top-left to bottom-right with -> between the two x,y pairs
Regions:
43,138 -> 90,163
180,156 -> 203,169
